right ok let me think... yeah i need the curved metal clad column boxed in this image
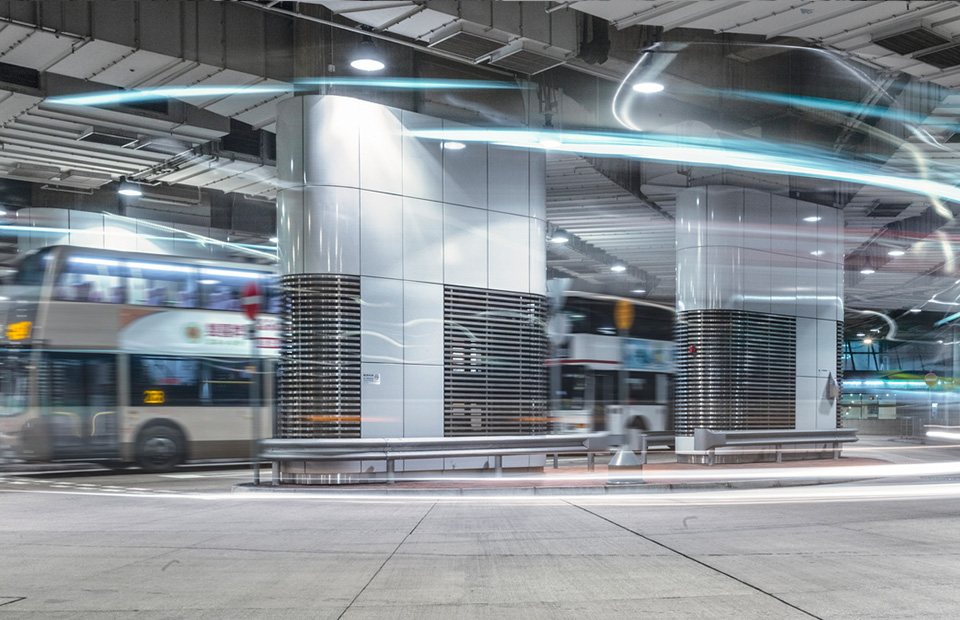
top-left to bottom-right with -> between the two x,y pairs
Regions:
675,186 -> 843,461
275,95 -> 548,480
276,97 -> 363,440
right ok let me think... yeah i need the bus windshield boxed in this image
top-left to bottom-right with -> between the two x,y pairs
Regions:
14,248 -> 52,286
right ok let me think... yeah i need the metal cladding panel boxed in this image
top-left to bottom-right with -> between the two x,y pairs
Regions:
443,286 -> 548,437
675,309 -> 797,436
277,274 -> 361,439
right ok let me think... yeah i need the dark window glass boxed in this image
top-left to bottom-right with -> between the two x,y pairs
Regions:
14,249 -> 52,285
558,366 -> 586,410
130,356 -> 200,406
200,358 -> 259,406
626,372 -> 657,404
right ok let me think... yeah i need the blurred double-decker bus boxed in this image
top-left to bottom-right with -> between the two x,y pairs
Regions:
548,291 -> 676,434
0,245 -> 279,472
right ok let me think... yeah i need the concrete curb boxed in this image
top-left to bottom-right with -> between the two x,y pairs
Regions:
232,476 -> 870,496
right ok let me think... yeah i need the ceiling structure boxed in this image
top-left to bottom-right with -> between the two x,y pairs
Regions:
1,1 -> 960,340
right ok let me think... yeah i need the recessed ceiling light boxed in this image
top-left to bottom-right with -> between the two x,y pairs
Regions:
611,263 -> 626,273
550,232 -> 569,244
269,237 -> 278,243
863,337 -> 874,345
860,268 -> 875,275
870,328 -> 881,333
442,141 -> 466,150
888,249 -> 905,257
856,332 -> 865,337
118,180 -> 142,197
631,289 -> 646,294
909,308 -> 921,313
810,250 -> 824,256
632,82 -> 664,94
803,216 -> 821,222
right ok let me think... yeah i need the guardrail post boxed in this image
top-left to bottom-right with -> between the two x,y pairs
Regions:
494,455 -> 503,477
253,457 -> 260,486
833,442 -> 840,459
553,454 -> 559,469
707,449 -> 715,467
386,458 -> 395,484
639,434 -> 648,466
587,452 -> 595,472
776,444 -> 782,463
271,460 -> 280,486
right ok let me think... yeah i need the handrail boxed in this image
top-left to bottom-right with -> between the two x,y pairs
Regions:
258,433 -> 610,484
693,428 -> 858,465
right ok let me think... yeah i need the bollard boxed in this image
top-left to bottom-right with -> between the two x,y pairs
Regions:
587,452 -> 595,472
495,455 -> 503,477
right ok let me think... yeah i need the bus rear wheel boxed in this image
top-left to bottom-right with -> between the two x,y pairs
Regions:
136,426 -> 185,473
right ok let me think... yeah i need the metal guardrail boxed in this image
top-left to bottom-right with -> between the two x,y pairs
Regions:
693,428 -> 859,466
258,433 -> 610,484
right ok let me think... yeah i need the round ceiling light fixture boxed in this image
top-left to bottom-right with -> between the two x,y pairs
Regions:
118,179 -> 143,197
350,36 -> 385,72
632,82 -> 664,94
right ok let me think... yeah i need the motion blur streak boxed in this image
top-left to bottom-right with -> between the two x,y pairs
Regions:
9,481 -> 960,507
46,79 -> 522,106
411,127 -> 960,205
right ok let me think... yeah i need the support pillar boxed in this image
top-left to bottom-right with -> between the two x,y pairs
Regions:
674,186 -> 844,463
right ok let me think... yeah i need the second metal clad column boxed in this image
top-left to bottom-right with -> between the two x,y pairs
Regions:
674,186 -> 844,463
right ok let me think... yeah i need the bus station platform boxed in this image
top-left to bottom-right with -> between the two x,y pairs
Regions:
234,455 -> 890,497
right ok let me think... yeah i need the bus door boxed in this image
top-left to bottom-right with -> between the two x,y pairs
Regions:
44,353 -> 119,460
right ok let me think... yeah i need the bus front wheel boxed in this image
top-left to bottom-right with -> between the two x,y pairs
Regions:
136,425 -> 185,473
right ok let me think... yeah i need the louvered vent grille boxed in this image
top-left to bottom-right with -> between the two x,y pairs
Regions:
837,321 -> 844,428
675,310 -> 796,435
277,274 -> 361,438
916,44 -> 960,69
873,26 -> 950,55
444,286 -> 548,436
430,31 -> 504,60
488,49 -> 564,75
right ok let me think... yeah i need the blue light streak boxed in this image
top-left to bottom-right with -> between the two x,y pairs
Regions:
46,79 -> 523,107
411,127 -> 960,204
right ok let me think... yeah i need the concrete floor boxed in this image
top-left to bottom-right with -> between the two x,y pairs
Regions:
3,474 -> 960,619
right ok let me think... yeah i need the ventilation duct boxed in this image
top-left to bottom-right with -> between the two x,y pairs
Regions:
77,129 -> 139,148
0,163 -> 60,181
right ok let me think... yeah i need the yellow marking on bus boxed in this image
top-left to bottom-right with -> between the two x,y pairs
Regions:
5,321 -> 32,341
519,417 -> 550,422
50,411 -> 81,437
143,390 -> 165,404
91,411 -> 115,436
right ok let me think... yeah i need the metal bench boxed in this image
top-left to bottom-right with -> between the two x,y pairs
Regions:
693,428 -> 859,466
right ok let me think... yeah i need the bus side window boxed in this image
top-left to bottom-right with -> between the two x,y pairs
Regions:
200,358 -> 259,406
127,262 -> 195,308
57,254 -> 128,303
130,355 -> 201,406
